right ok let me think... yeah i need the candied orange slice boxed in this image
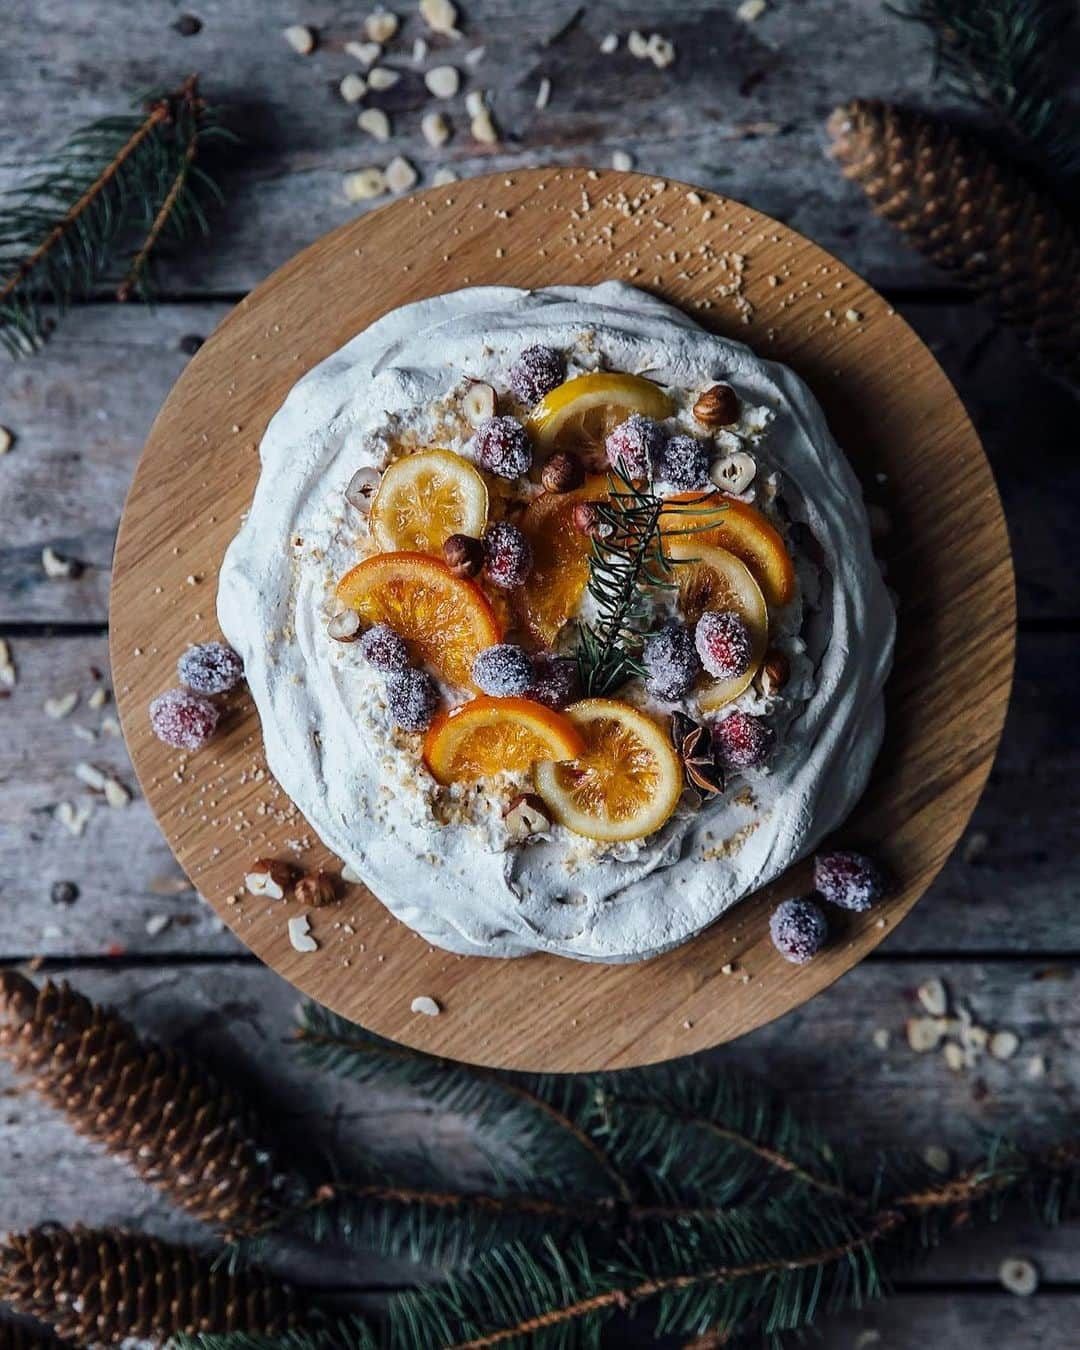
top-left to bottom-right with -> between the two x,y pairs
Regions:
534,699 -> 682,842
423,696 -> 586,785
514,476 -> 610,647
525,372 -> 675,463
370,449 -> 488,555
336,552 -> 501,689
662,492 -> 796,608
668,539 -> 768,712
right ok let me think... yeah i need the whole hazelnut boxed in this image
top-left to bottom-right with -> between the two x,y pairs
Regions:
758,649 -> 790,697
295,870 -> 337,907
571,501 -> 612,539
503,792 -> 551,842
693,383 -> 740,428
244,858 -> 295,901
443,532 -> 484,578
541,451 -> 585,494
327,609 -> 361,643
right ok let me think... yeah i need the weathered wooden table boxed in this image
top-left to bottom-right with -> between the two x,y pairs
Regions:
1,3 -> 1076,1345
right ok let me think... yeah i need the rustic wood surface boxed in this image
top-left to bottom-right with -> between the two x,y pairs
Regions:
0,1 -> 1076,1344
108,167 -> 1013,1071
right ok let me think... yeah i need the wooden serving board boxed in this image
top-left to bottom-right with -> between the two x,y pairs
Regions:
110,168 -> 1014,1072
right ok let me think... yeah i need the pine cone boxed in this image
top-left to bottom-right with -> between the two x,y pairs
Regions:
828,99 -> 1080,385
0,972 -> 293,1234
0,1225 -> 298,1348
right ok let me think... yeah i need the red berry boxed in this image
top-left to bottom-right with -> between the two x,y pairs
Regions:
149,687 -> 219,751
386,670 -> 439,731
359,623 -> 409,674
510,345 -> 565,404
527,654 -> 581,709
605,414 -> 663,479
813,851 -> 885,912
695,610 -> 752,680
471,416 -> 533,479
483,521 -> 533,589
177,641 -> 244,694
712,710 -> 773,769
654,433 -> 709,489
770,897 -> 827,964
472,644 -> 533,696
643,620 -> 701,700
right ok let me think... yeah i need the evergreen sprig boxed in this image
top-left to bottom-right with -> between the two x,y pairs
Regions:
0,75 -> 231,355
574,470 -> 721,697
894,0 -> 1080,175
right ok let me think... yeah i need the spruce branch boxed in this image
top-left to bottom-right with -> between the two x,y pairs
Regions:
893,0 -> 1080,175
0,74 -> 231,353
0,971 -> 299,1235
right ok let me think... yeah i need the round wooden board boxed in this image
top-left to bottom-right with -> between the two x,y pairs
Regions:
111,168 -> 1014,1072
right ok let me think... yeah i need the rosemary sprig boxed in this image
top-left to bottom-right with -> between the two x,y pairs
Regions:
574,469 -> 723,697
0,75 -> 231,355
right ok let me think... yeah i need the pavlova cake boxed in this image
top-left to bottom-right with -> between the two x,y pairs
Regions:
216,282 -> 895,962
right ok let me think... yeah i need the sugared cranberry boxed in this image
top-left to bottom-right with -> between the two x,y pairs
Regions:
358,623 -> 409,675
695,610 -> 752,680
386,669 -> 439,732
472,644 -> 533,697
483,521 -> 533,589
712,710 -> 773,769
642,620 -> 701,701
149,687 -> 220,751
654,433 -> 710,489
509,345 -> 565,404
471,416 -> 533,480
605,414 -> 664,479
770,897 -> 828,964
813,850 -> 886,912
527,654 -> 581,709
177,641 -> 244,695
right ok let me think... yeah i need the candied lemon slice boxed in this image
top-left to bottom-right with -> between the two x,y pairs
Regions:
369,449 -> 488,555
514,476 -> 610,646
525,372 -> 675,461
336,551 -> 501,689
662,492 -> 796,608
667,539 -> 768,711
534,698 -> 683,842
423,696 -> 586,785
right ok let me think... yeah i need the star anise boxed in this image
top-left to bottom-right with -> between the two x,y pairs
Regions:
670,711 -> 725,798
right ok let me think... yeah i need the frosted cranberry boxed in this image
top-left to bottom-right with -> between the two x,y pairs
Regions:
358,623 -> 409,674
605,414 -> 664,479
483,521 -> 533,589
177,641 -> 244,695
813,850 -> 886,912
695,610 -> 752,680
509,345 -> 565,404
386,670 -> 439,732
472,644 -> 533,697
770,898 -> 828,964
149,687 -> 219,751
527,654 -> 581,709
654,433 -> 709,489
642,620 -> 701,701
471,416 -> 533,480
712,710 -> 773,769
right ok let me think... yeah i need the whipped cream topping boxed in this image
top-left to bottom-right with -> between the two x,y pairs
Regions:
218,283 -> 894,962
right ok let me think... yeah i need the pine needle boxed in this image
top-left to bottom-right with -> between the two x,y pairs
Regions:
0,75 -> 231,354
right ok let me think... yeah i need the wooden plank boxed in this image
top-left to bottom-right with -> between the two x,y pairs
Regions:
0,0 -> 956,292
0,959 -> 1076,1287
1,294 -> 1073,625
0,624 -> 1076,960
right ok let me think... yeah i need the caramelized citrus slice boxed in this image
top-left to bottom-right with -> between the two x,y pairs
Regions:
336,552 -> 501,689
662,493 -> 796,608
370,449 -> 488,555
534,699 -> 683,842
667,539 -> 768,712
526,372 -> 675,463
423,696 -> 586,785
514,476 -> 610,647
